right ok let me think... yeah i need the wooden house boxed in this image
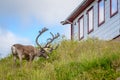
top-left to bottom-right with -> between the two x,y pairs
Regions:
61,0 -> 120,40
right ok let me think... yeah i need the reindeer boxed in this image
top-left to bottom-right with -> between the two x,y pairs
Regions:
11,27 -> 60,65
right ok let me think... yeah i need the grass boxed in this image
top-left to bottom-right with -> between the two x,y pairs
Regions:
0,39 -> 120,80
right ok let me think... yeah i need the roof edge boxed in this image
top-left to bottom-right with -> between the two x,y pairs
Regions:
61,0 -> 95,25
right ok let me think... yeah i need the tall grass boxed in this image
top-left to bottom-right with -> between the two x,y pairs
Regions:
0,39 -> 120,80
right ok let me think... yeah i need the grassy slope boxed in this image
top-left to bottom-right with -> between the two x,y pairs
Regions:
0,39 -> 120,80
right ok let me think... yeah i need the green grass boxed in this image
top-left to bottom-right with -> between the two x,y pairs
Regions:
0,39 -> 120,80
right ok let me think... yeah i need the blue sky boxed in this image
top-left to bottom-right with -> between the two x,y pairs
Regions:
0,0 -> 83,58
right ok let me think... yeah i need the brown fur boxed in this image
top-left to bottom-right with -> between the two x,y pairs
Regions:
11,27 -> 59,66
11,44 -> 49,65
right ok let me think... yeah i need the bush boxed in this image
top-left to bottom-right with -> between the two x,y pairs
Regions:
0,39 -> 120,80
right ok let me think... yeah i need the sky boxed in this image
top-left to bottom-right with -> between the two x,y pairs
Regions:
0,0 -> 83,58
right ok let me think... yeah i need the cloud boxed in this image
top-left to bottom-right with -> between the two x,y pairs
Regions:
0,0 -> 84,58
0,27 -> 32,58
0,0 -> 83,25
63,25 -> 71,39
0,0 -> 83,39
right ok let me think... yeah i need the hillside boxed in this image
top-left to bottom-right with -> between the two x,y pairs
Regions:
0,39 -> 120,80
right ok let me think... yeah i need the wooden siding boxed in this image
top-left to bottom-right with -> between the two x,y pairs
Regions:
72,0 -> 120,40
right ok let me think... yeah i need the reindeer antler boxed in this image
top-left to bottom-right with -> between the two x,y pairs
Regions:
44,32 -> 60,48
36,27 -> 48,48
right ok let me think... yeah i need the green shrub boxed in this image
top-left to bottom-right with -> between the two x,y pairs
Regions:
0,39 -> 120,80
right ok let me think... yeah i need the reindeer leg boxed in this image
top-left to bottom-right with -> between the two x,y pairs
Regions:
13,56 -> 17,67
17,50 -> 22,66
29,54 -> 33,63
28,53 -> 34,67
14,56 -> 17,64
18,55 -> 22,66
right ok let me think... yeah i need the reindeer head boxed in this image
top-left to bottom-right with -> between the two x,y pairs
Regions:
35,27 -> 60,58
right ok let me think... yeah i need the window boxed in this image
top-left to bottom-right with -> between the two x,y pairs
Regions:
98,0 -> 105,26
78,15 -> 84,40
110,0 -> 118,17
87,7 -> 94,34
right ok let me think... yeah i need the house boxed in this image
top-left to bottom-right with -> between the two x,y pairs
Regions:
61,0 -> 120,41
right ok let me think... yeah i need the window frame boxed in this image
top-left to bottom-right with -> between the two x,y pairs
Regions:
87,6 -> 94,34
98,0 -> 105,26
71,24 -> 74,40
110,0 -> 118,17
78,15 -> 84,40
